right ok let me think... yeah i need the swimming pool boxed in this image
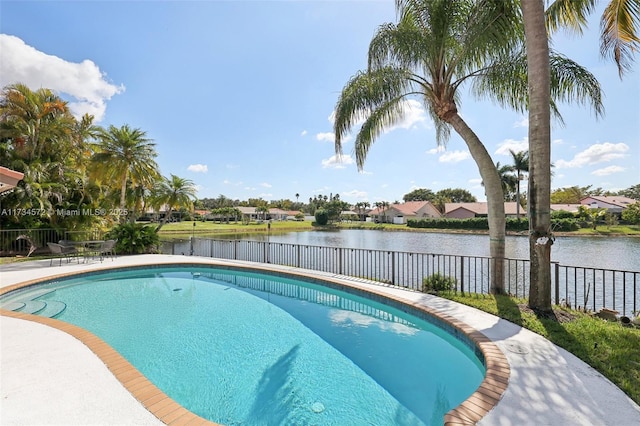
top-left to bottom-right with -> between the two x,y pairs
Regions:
0,264 -> 496,425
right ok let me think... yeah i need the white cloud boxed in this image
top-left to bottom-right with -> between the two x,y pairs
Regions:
556,142 -> 629,168
316,132 -> 335,143
0,34 -> 124,122
391,99 -> 427,130
187,164 -> 208,173
426,146 -> 446,155
495,138 -> 529,156
553,138 -> 564,145
342,189 -> 368,199
300,130 -> 308,136
321,154 -> 354,169
439,150 -> 471,163
591,165 -> 625,176
513,117 -> 529,128
260,182 -> 272,188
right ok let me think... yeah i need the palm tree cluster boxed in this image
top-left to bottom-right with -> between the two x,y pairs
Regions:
333,0 -> 604,293
0,83 -> 196,232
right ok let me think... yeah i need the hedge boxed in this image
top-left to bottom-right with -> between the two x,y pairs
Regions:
407,217 -> 579,232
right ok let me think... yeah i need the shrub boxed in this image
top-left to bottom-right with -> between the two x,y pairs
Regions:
551,218 -> 579,232
422,273 -> 456,293
314,209 -> 329,225
621,203 -> 640,224
551,210 -> 576,220
106,222 -> 160,254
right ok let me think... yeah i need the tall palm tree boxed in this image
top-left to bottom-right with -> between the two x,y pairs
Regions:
153,174 -> 197,232
509,149 -> 529,219
546,0 -> 640,78
255,205 -> 269,221
0,83 -> 73,162
334,0 -> 602,293
521,0 -> 626,312
522,0 -> 553,312
91,124 -> 160,214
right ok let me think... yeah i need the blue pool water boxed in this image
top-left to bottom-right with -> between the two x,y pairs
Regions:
2,266 -> 485,425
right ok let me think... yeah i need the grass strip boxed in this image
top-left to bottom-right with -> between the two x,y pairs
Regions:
442,293 -> 640,404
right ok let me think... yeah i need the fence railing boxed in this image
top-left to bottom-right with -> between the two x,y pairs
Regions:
161,237 -> 639,317
1,229 -> 636,317
0,228 -> 104,255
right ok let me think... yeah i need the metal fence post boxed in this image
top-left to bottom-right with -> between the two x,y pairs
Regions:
460,258 -> 465,295
554,262 -> 560,305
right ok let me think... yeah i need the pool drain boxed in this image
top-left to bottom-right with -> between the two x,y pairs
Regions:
311,402 -> 325,413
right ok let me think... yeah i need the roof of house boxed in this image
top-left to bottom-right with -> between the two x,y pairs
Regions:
550,204 -> 582,212
0,166 -> 25,194
370,201 -> 437,216
580,196 -> 638,208
391,201 -> 435,215
445,202 -> 520,215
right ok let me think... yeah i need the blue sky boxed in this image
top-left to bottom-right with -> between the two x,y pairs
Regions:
1,0 -> 638,204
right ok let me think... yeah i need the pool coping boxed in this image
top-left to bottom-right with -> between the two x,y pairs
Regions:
2,255 -> 639,426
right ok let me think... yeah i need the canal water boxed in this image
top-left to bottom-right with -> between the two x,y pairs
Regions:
224,229 -> 639,272
168,229 -> 639,315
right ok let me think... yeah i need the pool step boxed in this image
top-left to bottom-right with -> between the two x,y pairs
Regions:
36,300 -> 67,318
0,301 -> 26,311
19,300 -> 47,315
1,299 -> 67,318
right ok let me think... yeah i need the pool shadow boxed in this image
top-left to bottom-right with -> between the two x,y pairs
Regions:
247,344 -> 299,424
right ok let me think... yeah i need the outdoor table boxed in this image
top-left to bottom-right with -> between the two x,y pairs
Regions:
79,240 -> 105,262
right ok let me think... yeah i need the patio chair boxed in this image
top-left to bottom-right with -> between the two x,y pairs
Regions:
99,239 -> 117,261
47,242 -> 79,266
58,240 -> 79,256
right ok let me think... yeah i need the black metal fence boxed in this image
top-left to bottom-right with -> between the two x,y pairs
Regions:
0,228 -> 104,255
1,229 -> 636,316
162,237 -> 639,317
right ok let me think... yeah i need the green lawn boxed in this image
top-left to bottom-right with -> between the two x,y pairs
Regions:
441,293 -> 640,405
157,220 -> 640,237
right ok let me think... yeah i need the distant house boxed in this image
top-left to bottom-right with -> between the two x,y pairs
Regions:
284,210 -> 304,220
370,201 -> 441,224
580,196 -> 638,215
550,204 -> 582,214
444,202 -> 520,219
233,207 -> 256,221
268,208 -> 289,221
0,166 -> 24,194
235,207 -> 293,222
193,209 -> 214,220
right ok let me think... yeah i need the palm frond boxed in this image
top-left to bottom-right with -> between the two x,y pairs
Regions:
353,98 -> 407,169
471,49 -> 603,122
545,0 -> 597,35
549,50 -> 605,118
333,67 -> 414,153
600,0 -> 640,77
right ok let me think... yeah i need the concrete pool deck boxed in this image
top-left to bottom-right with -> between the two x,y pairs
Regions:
1,254 -> 639,425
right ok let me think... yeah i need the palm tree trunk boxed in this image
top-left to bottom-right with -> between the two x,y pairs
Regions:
119,169 -> 129,211
516,175 -> 521,219
447,113 -> 506,294
522,0 -> 553,312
